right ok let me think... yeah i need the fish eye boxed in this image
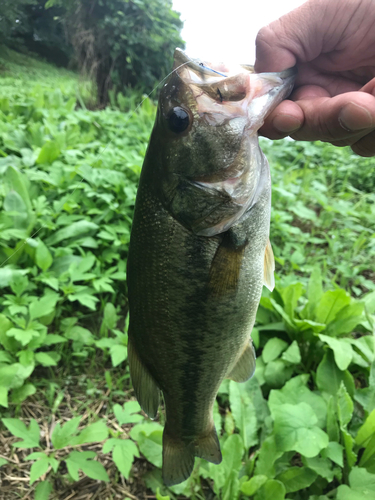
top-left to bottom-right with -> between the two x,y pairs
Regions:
167,107 -> 190,133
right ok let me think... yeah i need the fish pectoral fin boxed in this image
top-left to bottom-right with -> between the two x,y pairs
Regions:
162,424 -> 222,487
264,239 -> 275,291
128,336 -> 160,419
227,341 -> 256,382
209,234 -> 246,297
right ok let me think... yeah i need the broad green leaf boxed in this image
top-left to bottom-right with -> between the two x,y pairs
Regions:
36,141 -> 60,164
337,467 -> 375,500
316,351 -> 354,396
5,165 -> 32,212
112,440 -> 139,479
302,455 -> 334,481
315,290 -> 350,325
110,344 -> 127,366
29,293 -> 59,321
35,481 -> 52,500
35,240 -> 53,272
273,403 -> 329,457
281,283 -> 304,319
326,396 -> 340,442
356,409 -> 375,446
70,421 -> 108,445
255,479 -> 286,500
321,441 -> 344,467
66,451 -> 109,482
241,475 -> 268,496
276,466 -> 317,493
46,220 -> 98,246
341,428 -> 357,468
113,401 -> 143,425
10,383 -> 36,403
262,338 -> 288,363
319,335 -> 353,370
255,436 -> 284,478
6,327 -> 40,346
359,433 -> 375,467
229,380 -> 258,449
264,360 -> 293,388
52,417 -> 81,449
2,418 -> 40,448
138,429 -> 163,468
269,375 -> 327,428
35,352 -> 59,367
281,341 -> 301,364
308,267 -> 323,309
4,190 -> 29,228
30,455 -> 49,484
325,303 -> 364,336
0,457 -> 8,467
337,382 -> 354,428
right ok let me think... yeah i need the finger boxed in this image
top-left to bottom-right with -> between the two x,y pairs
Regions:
259,86 -> 329,139
259,100 -> 304,139
351,130 -> 375,157
290,91 -> 375,143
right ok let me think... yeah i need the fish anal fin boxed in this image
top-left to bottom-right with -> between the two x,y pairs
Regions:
264,239 -> 275,291
227,341 -> 256,382
128,336 -> 160,419
209,237 -> 246,297
162,424 -> 222,486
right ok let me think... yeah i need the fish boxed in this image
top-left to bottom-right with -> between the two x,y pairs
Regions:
126,48 -> 296,486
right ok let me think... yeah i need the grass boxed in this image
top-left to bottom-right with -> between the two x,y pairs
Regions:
0,48 -> 374,500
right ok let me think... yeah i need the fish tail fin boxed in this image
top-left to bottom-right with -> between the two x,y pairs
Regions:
194,426 -> 222,464
162,424 -> 222,486
162,426 -> 195,486
127,335 -> 160,419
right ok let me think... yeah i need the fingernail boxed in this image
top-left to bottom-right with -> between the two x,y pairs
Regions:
339,102 -> 373,131
272,115 -> 301,133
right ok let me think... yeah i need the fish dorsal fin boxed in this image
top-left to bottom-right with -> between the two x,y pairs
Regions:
127,335 -> 160,419
264,239 -> 275,291
227,341 -> 256,382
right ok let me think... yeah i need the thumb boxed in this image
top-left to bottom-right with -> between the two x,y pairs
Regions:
254,0 -> 333,73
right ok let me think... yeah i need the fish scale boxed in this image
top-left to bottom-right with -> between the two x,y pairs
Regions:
127,49 -> 296,486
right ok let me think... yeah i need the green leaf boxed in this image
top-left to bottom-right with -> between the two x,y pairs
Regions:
262,338 -> 288,363
113,401 -> 143,425
241,475 -> 268,496
70,421 -> 108,445
7,327 -> 40,346
110,344 -> 128,366
35,352 -> 59,367
319,335 -> 353,370
30,455 -> 49,484
255,436 -> 283,478
308,267 -> 323,309
46,220 -> 98,246
337,382 -> 354,428
281,283 -> 304,319
321,441 -> 344,467
2,418 -> 40,448
316,351 -> 354,396
35,240 -> 53,272
281,341 -> 301,364
276,466 -> 317,493
255,479 -> 286,500
229,380 -> 258,449
36,141 -> 61,164
29,293 -> 59,321
337,467 -> 375,500
356,409 -> 375,446
315,289 -> 351,325
138,429 -> 163,468
264,360 -> 294,388
51,417 -> 81,449
5,165 -> 32,212
302,455 -> 334,481
273,403 -> 329,457
11,383 -> 36,403
341,428 -> 357,468
35,481 -> 52,500
112,439 -> 139,479
66,451 -> 109,482
0,457 -> 8,467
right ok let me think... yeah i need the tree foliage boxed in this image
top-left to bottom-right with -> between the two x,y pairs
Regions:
46,0 -> 185,105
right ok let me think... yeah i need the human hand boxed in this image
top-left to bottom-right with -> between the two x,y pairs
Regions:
255,0 -> 375,157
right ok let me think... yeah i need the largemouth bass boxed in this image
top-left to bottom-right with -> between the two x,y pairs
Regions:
127,49 -> 295,486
